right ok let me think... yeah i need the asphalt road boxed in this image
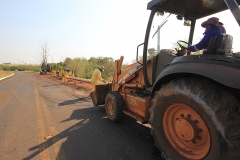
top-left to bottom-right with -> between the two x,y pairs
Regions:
0,72 -> 161,160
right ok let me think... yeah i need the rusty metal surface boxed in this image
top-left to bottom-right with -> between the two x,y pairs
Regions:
124,93 -> 151,121
94,83 -> 112,105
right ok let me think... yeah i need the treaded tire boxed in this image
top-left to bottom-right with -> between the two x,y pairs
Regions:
149,77 -> 240,160
105,91 -> 124,122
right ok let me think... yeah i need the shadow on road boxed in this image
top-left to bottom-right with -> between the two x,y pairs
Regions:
42,84 -> 59,88
58,97 -> 91,106
23,106 -> 161,160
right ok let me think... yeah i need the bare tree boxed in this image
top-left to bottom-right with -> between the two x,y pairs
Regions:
37,41 -> 50,70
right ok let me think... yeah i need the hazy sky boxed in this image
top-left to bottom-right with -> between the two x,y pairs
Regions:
0,0 -> 150,64
0,0 -> 239,65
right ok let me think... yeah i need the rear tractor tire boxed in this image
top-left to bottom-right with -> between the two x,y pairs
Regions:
105,91 -> 125,122
149,77 -> 240,160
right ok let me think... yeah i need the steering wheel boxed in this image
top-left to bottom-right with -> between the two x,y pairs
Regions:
175,40 -> 191,56
177,40 -> 191,49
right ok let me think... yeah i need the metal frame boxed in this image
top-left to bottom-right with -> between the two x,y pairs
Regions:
188,19 -> 196,55
225,0 -> 240,26
143,8 -> 157,88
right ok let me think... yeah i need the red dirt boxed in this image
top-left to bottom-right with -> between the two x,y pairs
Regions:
42,74 -> 93,94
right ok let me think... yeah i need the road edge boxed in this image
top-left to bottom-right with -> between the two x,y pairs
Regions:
0,73 -> 15,81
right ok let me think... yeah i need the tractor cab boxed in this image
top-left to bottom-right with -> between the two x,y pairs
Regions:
141,0 -> 240,88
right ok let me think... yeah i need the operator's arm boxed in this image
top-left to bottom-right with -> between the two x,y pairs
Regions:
188,29 -> 222,52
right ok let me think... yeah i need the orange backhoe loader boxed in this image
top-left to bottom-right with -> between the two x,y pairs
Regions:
91,0 -> 240,159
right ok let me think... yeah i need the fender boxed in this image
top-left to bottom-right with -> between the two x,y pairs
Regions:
152,55 -> 240,95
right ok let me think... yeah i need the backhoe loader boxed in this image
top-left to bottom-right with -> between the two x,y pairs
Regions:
91,0 -> 240,159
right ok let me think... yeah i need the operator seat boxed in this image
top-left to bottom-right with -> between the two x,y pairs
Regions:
207,34 -> 233,55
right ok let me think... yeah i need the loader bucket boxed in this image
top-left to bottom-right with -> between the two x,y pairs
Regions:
90,83 -> 112,106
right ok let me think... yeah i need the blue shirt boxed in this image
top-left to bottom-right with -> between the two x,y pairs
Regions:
188,28 -> 222,54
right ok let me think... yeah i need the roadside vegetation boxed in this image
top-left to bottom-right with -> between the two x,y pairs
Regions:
0,64 -> 40,72
51,56 -> 126,81
1,56 -> 127,81
34,41 -> 124,81
0,70 -> 14,79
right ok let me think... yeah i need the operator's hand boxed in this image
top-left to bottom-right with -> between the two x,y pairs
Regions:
184,48 -> 190,53
102,80 -> 107,83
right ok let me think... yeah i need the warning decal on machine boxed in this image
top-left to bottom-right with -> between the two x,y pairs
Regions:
127,97 -> 137,106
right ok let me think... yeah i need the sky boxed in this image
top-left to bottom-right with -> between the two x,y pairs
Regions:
0,0 -> 239,65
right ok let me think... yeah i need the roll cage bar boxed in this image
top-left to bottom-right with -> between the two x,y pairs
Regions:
147,0 -> 240,44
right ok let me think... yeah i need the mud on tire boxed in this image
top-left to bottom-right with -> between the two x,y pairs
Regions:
105,91 -> 124,122
149,77 -> 240,160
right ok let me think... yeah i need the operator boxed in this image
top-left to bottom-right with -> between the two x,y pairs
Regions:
61,68 -> 70,84
185,17 -> 226,54
91,66 -> 106,91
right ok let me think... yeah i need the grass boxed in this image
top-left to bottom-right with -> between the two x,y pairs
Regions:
0,70 -> 14,79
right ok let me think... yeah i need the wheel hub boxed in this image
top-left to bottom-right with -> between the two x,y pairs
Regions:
175,118 -> 195,141
163,103 -> 210,159
107,100 -> 114,115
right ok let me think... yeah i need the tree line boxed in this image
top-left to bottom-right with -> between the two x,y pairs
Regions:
60,56 -> 117,81
0,64 -> 39,72
1,56 -> 125,81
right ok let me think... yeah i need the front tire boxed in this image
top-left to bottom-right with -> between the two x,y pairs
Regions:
105,91 -> 124,122
149,77 -> 240,160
